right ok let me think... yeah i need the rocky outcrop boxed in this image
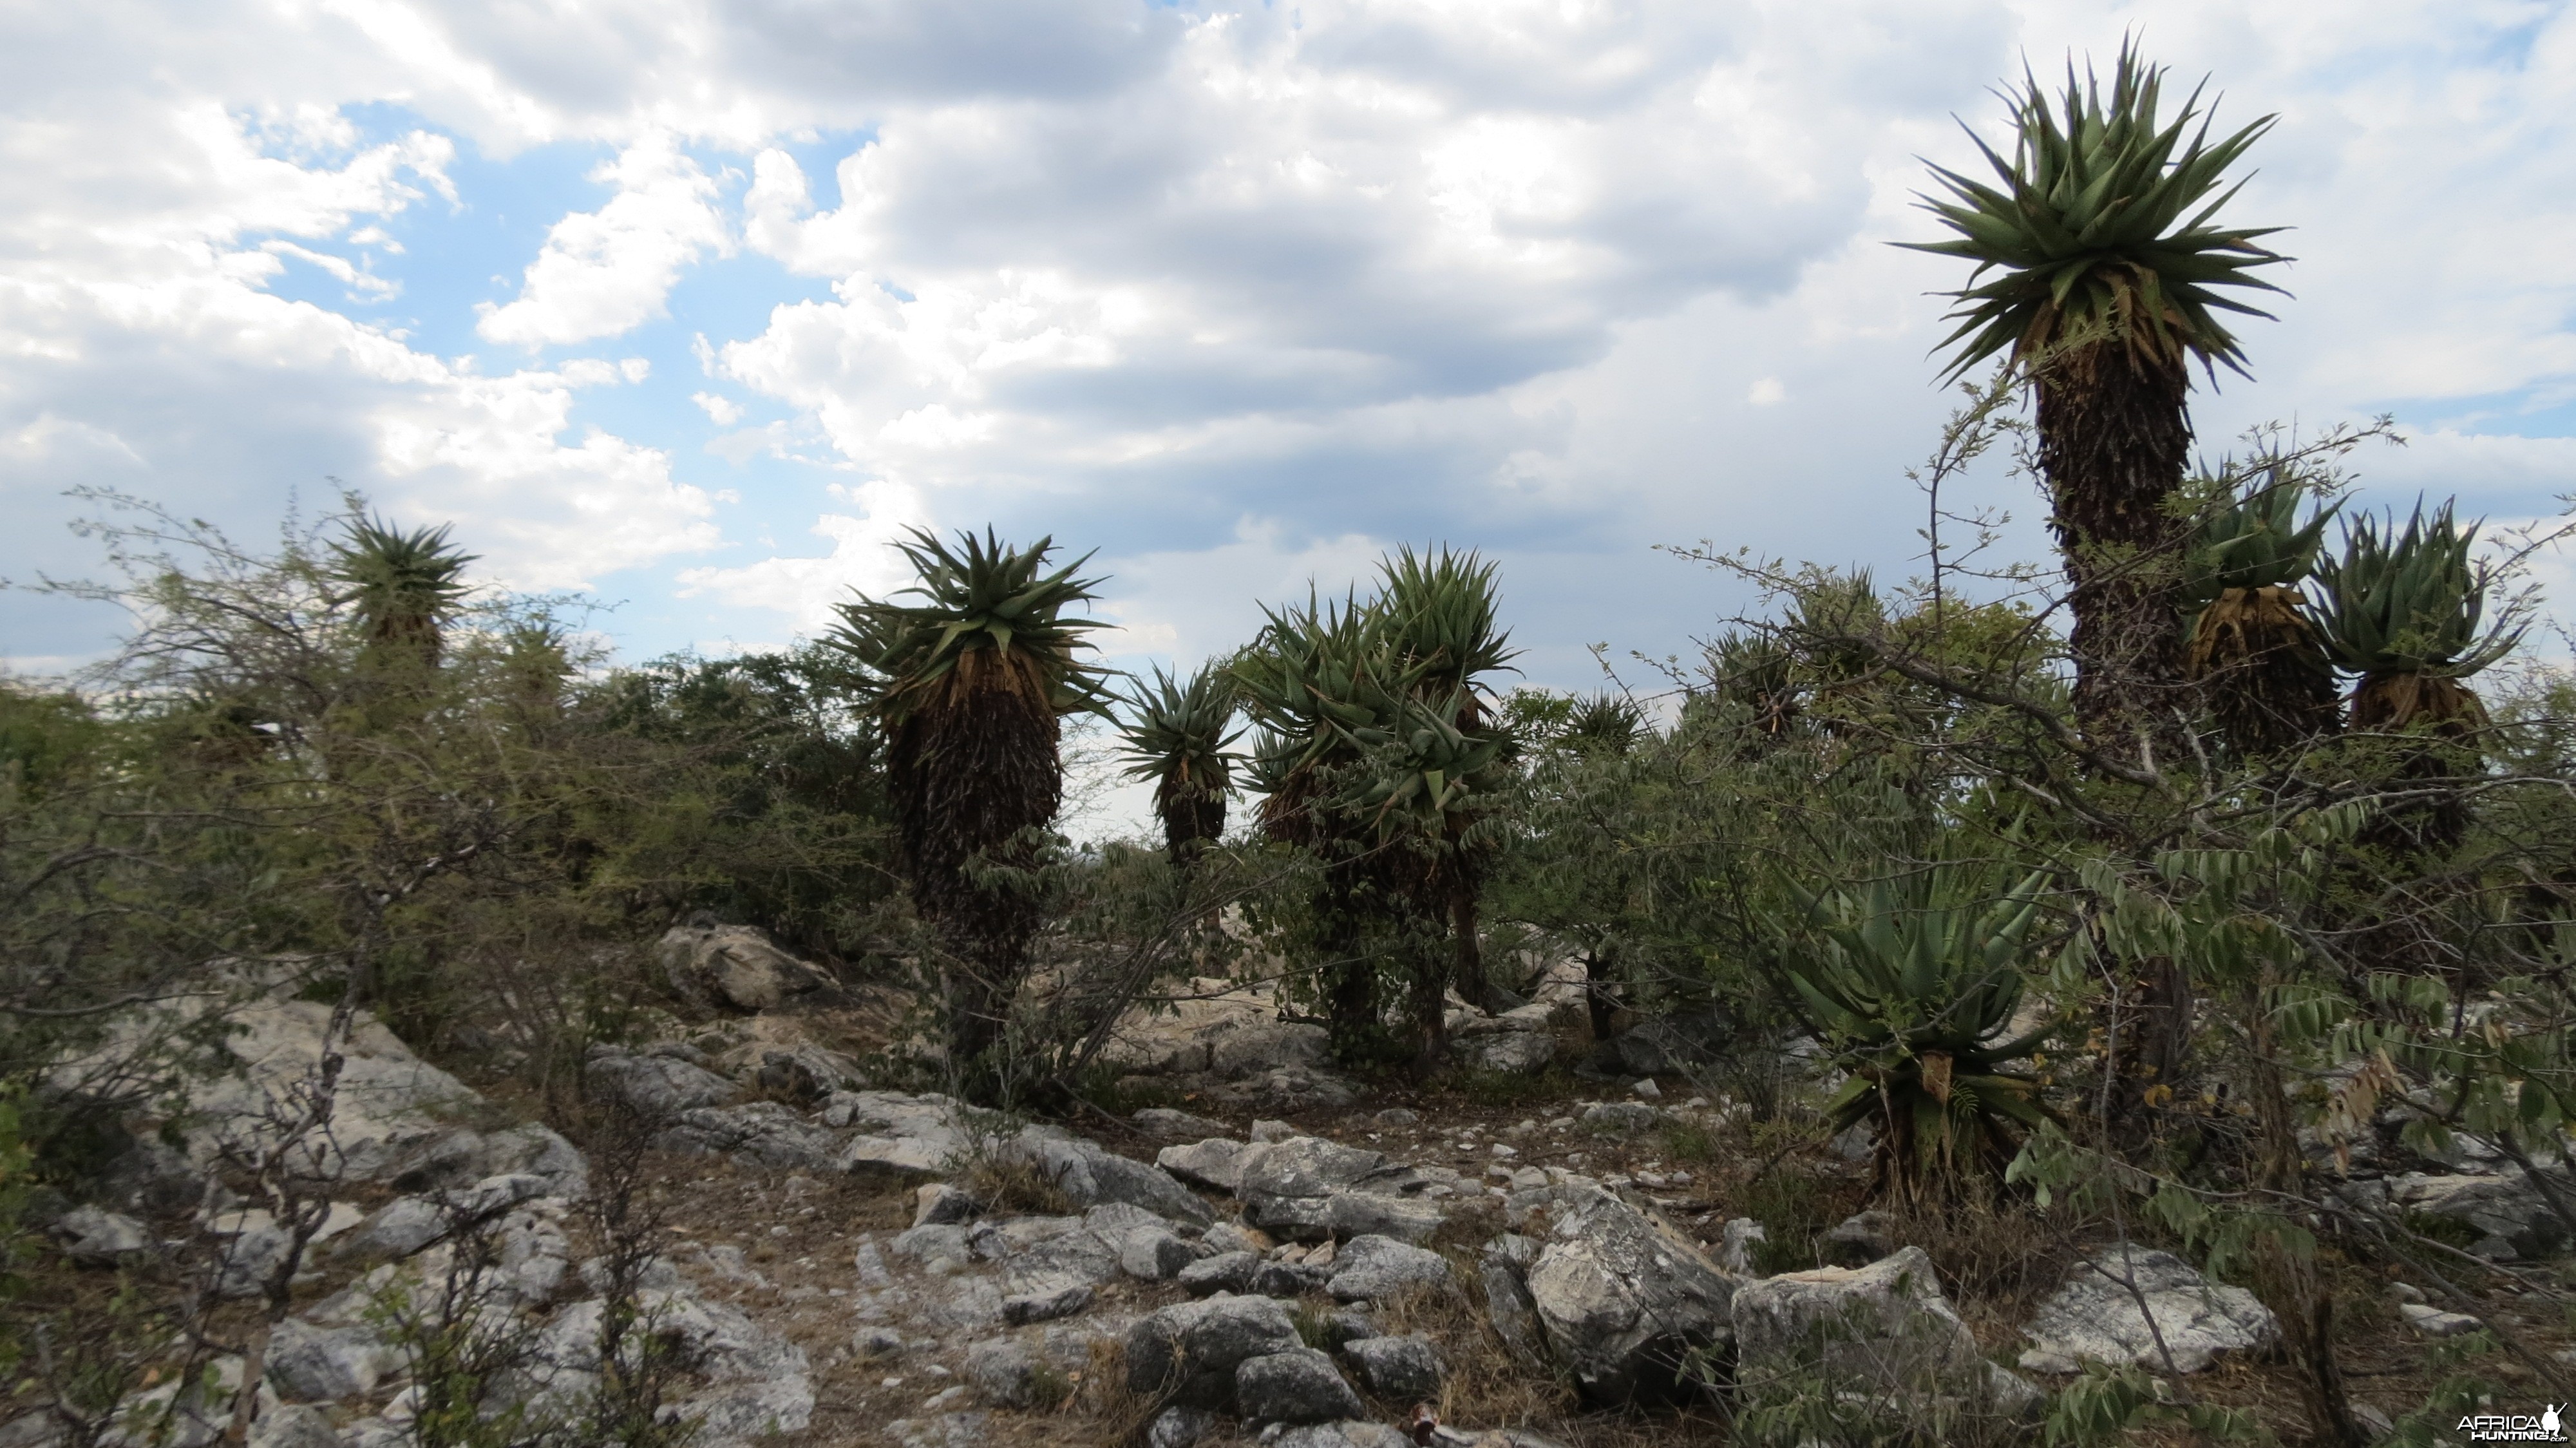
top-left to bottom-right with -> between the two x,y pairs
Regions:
2018,1245 -> 2278,1375
1524,1186 -> 1738,1404
1235,1137 -> 1450,1244
1126,1295 -> 1306,1409
1342,1335 -> 1444,1400
2374,1170 -> 2573,1261
1733,1247 -> 2038,1425
584,1046 -> 741,1121
113,999 -> 481,1180
651,924 -> 831,1013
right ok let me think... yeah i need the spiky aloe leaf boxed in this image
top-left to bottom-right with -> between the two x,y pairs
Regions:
2182,467 -> 2336,609
826,528 -> 1113,721
1117,662 -> 1244,853
2310,502 -> 2523,680
1902,41 -> 2287,382
327,514 -> 477,656
1376,545 -> 1518,705
1562,693 -> 1645,754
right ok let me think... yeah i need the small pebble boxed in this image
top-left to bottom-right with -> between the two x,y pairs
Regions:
1631,1079 -> 1662,1100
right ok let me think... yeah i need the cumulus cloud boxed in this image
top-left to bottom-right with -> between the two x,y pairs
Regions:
477,133 -> 733,347
0,84 -> 720,662
675,480 -> 931,633
6,0 -> 2575,687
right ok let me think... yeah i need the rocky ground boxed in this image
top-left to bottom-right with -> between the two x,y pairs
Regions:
22,926 -> 2576,1447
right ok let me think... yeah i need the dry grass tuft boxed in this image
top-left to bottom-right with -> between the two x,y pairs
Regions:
952,1142 -> 1079,1217
1426,1197 -> 1506,1255
1888,1199 -> 2083,1319
1369,1272 -> 1573,1431
1075,1336 -> 1161,1447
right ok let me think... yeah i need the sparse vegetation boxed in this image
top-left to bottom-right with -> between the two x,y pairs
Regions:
3,34 -> 2573,1448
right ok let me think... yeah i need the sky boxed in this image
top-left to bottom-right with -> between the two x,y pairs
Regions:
5,1 -> 2575,834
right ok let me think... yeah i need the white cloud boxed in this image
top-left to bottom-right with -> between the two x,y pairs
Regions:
477,133 -> 734,347
674,481 -> 932,633
7,0 -> 2576,679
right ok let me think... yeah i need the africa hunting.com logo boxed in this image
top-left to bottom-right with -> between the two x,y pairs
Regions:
2461,1404 -> 2567,1443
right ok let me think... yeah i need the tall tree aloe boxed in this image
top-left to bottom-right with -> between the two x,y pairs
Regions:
1908,43 -> 2286,756
828,528 -> 1111,1100
1116,662 -> 1242,866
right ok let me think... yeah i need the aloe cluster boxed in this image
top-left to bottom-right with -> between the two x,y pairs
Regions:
1237,548 -> 1518,1061
1784,866 -> 2056,1199
1906,41 -> 2286,381
1117,662 -> 1243,862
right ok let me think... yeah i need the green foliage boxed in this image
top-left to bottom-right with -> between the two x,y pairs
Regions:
327,513 -> 477,668
591,645 -> 895,962
2181,466 -> 2335,609
0,687 -> 103,799
1905,39 -> 2286,380
2311,500 -> 2523,680
826,526 -> 1113,720
2043,1362 -> 2276,1446
1116,662 -> 1243,852
1785,864 -> 2056,1193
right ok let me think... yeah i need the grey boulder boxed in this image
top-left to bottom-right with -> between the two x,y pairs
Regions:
658,1101 -> 846,1172
1211,1023 -> 1329,1079
1178,1251 -> 1258,1295
1134,1108 -> 1233,1141
55,1206 -> 155,1267
388,1124 -> 588,1201
1524,1186 -> 1738,1404
1342,1335 -> 1444,1400
1272,1427 -> 1410,1448
963,1337 -> 1055,1408
584,1047 -> 740,1120
2018,1245 -> 2279,1375
1004,1130 -> 1213,1227
1479,1234 -> 1546,1364
652,924 -> 829,1013
1327,1235 -> 1454,1302
1126,1295 -> 1303,1409
1733,1246 -> 2038,1424
1235,1348 -> 1366,1425
264,1319 -> 395,1402
1156,1139 -> 1251,1194
1453,1031 -> 1554,1076
1236,1138 -> 1448,1244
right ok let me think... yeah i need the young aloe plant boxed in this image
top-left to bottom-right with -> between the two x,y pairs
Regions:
1784,866 -> 2057,1201
2310,500 -> 2522,734
2181,468 -> 2340,754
